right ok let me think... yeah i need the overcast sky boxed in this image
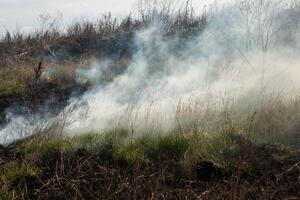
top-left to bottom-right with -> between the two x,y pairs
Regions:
0,0 -> 230,34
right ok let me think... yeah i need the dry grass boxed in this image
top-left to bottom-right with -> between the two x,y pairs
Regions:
0,129 -> 299,200
0,1 -> 299,199
0,1 -> 206,68
0,64 -> 34,95
0,90 -> 299,199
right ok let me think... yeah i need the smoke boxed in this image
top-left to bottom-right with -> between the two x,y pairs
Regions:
2,0 -> 300,143
76,59 -> 113,84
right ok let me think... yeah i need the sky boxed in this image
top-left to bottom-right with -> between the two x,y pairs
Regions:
0,0 -> 230,34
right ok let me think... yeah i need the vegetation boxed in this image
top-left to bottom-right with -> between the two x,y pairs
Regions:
0,0 -> 300,199
0,128 -> 299,199
0,100 -> 299,199
0,65 -> 33,95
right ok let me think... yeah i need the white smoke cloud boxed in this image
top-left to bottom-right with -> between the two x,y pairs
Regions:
2,0 -> 300,143
65,0 -> 300,134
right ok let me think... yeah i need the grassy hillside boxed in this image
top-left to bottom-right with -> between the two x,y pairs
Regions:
0,0 -> 300,199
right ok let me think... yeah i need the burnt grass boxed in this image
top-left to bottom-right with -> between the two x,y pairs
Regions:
0,82 -> 87,126
0,135 -> 299,200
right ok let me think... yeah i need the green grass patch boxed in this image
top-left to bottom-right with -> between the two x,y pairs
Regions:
1,161 -> 38,184
141,134 -> 189,162
112,140 -> 144,164
0,65 -> 33,96
11,124 -> 289,177
0,81 -> 26,96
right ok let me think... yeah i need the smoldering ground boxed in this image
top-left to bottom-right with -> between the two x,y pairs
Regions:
1,0 -> 300,143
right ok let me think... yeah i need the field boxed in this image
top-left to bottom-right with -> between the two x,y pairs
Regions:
0,0 -> 300,199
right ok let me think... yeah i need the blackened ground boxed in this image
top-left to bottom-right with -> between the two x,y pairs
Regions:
0,82 -> 87,126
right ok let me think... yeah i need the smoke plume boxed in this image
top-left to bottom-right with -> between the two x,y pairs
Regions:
2,0 -> 300,143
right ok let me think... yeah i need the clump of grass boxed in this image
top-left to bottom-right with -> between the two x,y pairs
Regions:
112,140 -> 144,164
1,161 -> 38,185
0,191 -> 16,200
67,132 -> 104,149
187,132 -> 237,167
0,65 -> 33,95
21,138 -> 65,161
0,81 -> 26,96
142,134 -> 189,162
